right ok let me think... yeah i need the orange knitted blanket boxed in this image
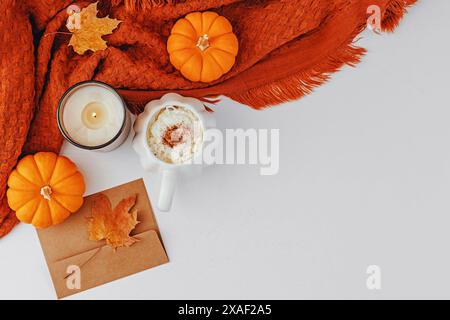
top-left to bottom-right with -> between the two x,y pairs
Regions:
0,0 -> 416,237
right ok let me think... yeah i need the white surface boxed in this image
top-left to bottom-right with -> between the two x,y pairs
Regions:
1,0 -> 450,299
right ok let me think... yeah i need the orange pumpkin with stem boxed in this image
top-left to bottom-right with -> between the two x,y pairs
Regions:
167,11 -> 239,83
6,152 -> 85,228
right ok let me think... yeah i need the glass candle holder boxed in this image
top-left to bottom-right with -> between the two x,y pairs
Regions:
57,81 -> 131,152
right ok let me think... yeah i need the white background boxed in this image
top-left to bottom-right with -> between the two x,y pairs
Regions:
1,0 -> 449,299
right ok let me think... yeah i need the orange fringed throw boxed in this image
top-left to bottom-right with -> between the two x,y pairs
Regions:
0,0 -> 416,237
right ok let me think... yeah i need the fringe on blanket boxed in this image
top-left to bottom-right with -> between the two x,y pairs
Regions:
382,0 -> 417,32
230,0 -> 417,109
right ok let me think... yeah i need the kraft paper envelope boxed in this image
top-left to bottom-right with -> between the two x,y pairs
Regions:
37,179 -> 169,299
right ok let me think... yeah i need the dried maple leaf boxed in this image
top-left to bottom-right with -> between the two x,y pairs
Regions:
67,2 -> 121,55
87,193 -> 140,249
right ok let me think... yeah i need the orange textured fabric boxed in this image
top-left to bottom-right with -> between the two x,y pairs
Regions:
0,0 -> 416,237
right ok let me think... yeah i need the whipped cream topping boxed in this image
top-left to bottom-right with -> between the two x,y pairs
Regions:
147,106 -> 203,164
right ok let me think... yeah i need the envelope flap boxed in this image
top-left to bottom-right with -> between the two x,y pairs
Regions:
48,230 -> 168,299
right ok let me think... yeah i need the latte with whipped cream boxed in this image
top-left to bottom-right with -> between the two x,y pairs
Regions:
146,106 -> 203,164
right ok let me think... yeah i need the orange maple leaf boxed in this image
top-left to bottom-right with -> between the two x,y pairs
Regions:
67,2 -> 121,55
87,193 -> 140,249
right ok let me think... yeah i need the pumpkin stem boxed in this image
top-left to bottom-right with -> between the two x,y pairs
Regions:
40,186 -> 53,201
196,34 -> 210,51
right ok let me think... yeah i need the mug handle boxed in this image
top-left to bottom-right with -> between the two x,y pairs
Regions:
158,169 -> 177,211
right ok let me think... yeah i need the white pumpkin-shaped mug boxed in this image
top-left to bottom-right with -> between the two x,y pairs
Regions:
133,93 -> 215,211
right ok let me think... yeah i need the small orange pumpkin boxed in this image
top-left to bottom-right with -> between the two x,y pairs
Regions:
167,11 -> 239,83
7,152 -> 85,228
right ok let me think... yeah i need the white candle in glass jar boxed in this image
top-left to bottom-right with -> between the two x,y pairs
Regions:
58,81 -> 131,151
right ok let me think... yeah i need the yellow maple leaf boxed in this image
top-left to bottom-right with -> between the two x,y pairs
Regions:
87,193 -> 140,249
67,2 -> 121,55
